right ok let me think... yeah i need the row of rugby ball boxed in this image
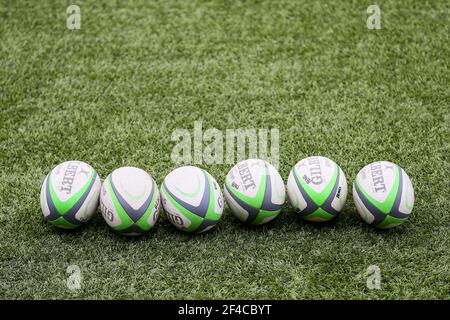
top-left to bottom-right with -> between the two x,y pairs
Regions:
40,157 -> 415,235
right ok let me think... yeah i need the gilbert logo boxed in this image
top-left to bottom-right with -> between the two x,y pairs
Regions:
370,162 -> 386,193
60,162 -> 79,194
308,157 -> 323,185
237,161 -> 256,190
166,211 -> 184,227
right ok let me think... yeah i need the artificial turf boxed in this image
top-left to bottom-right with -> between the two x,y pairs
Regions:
0,0 -> 449,299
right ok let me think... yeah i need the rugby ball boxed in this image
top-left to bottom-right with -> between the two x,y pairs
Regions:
40,160 -> 101,228
223,159 -> 285,225
287,156 -> 347,222
353,161 -> 414,229
100,167 -> 160,236
160,166 -> 223,233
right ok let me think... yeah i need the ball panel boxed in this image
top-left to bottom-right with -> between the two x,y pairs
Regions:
303,208 -> 334,222
47,161 -> 97,214
104,175 -> 135,231
355,161 -> 398,204
352,184 -> 376,225
224,159 -> 267,209
225,178 -> 266,211
225,159 -> 265,198
145,191 -> 161,228
224,181 -> 260,223
261,163 -> 285,212
40,174 -> 50,219
293,159 -> 338,207
48,161 -> 95,202
48,173 -> 97,222
223,185 -> 250,222
161,183 -> 203,232
74,174 -> 101,223
251,209 -> 280,225
396,168 -> 414,216
288,157 -> 347,222
376,215 -> 408,229
286,170 -> 307,211
100,175 -> 126,229
110,167 -> 154,210
266,162 -> 286,206
290,168 -> 321,217
388,167 -> 412,220
292,156 -> 338,194
315,166 -> 342,218
109,167 -> 156,223
353,180 -> 388,226
162,169 -> 212,219
163,166 -> 206,207
135,183 -> 160,231
195,217 -> 221,233
116,224 -> 147,236
330,167 -> 347,212
203,171 -> 223,221
48,216 -> 79,229
354,161 -> 400,214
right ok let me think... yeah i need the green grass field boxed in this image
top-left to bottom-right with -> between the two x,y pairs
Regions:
0,0 -> 449,299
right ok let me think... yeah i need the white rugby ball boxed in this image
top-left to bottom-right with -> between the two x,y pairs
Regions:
40,160 -> 101,228
160,166 -> 223,233
223,159 -> 285,225
100,166 -> 160,236
353,161 -> 414,229
286,156 -> 347,222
